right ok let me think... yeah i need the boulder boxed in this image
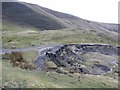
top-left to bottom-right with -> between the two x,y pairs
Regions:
79,67 -> 90,74
91,64 -> 110,75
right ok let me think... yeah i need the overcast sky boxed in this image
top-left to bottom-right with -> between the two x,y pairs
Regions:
17,0 -> 119,23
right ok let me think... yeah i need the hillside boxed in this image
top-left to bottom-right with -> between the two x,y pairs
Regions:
2,2 -> 69,30
2,2 -> 119,49
1,1 -> 119,88
40,5 -> 118,32
1,44 -> 119,88
2,2 -> 119,32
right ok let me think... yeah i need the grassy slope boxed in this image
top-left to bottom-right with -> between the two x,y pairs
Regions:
21,50 -> 38,65
2,50 -> 38,66
2,60 -> 118,88
2,21 -> 118,49
1,50 -> 118,88
2,19 -> 118,88
3,2 -> 69,30
2,20 -> 39,32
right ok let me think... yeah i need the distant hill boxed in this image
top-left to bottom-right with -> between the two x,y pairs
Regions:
2,2 -> 119,32
2,2 -> 69,30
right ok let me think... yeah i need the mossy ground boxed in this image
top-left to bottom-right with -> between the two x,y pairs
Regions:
2,21 -> 118,49
1,60 -> 118,88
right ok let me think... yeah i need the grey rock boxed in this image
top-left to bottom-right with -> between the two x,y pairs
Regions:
34,44 -> 119,75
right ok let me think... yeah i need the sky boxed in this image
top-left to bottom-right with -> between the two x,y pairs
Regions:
16,0 -> 120,24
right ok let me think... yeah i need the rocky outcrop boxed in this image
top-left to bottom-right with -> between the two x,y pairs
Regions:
34,44 -> 119,75
91,64 -> 111,75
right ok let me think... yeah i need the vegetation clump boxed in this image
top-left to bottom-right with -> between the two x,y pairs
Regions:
10,52 -> 35,70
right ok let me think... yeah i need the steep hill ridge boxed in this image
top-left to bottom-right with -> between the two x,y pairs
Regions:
2,2 -> 119,32
2,2 -> 69,30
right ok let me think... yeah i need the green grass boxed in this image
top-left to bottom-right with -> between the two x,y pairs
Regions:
1,60 -> 118,88
2,21 -> 118,49
2,29 -> 118,49
21,50 -> 38,64
2,20 -> 39,32
1,21 -> 119,88
46,61 -> 57,68
2,50 -> 38,64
